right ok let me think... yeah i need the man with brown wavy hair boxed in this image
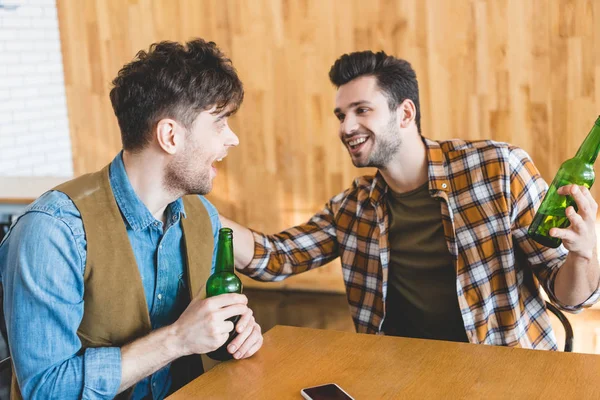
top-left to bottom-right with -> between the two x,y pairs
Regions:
0,39 -> 262,399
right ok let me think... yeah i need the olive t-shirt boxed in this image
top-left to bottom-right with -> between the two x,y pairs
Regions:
382,182 -> 468,342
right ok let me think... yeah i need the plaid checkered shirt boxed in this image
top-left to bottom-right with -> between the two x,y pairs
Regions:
240,138 -> 600,349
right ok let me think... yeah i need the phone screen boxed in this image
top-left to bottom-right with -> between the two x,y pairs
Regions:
302,383 -> 354,400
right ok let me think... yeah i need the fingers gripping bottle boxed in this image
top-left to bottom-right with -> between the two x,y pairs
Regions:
205,228 -> 243,361
528,117 -> 600,248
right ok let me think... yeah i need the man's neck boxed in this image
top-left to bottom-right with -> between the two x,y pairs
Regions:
122,150 -> 179,225
378,134 -> 428,194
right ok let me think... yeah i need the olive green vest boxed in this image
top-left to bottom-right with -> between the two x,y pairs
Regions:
12,165 -> 214,399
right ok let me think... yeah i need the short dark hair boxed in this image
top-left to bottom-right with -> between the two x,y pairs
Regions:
329,50 -> 421,133
110,39 -> 244,152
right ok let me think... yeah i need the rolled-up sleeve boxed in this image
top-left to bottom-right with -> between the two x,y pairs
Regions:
0,210 -> 121,399
83,347 -> 122,398
548,271 -> 600,312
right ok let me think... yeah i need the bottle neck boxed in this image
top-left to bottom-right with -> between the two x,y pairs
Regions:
574,116 -> 600,164
215,229 -> 235,273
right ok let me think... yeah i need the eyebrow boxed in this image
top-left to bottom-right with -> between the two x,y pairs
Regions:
215,110 -> 234,120
333,100 -> 374,114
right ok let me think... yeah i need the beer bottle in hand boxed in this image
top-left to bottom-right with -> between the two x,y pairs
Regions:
206,227 -> 243,361
528,116 -> 600,248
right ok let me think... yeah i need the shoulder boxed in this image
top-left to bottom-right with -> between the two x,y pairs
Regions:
12,190 -> 84,238
438,139 -> 534,169
196,195 -> 219,219
323,175 -> 378,216
327,175 -> 374,203
439,138 -> 514,156
1,190 -> 86,275
194,196 -> 221,236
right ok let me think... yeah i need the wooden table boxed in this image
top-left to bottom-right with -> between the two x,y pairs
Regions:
169,325 -> 600,399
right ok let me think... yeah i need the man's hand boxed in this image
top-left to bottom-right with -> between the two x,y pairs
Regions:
227,307 -> 263,359
550,184 -> 600,306
550,184 -> 598,261
119,294 -> 258,393
171,293 -> 249,356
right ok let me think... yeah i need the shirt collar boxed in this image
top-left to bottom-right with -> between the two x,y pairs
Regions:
109,152 -> 185,231
423,137 -> 451,194
368,137 -> 450,204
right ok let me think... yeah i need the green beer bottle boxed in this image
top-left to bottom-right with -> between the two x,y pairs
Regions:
528,116 -> 600,248
206,227 -> 243,361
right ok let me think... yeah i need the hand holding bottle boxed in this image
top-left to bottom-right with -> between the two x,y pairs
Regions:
171,293 -> 249,357
529,116 -> 600,248
226,308 -> 263,359
549,184 -> 599,261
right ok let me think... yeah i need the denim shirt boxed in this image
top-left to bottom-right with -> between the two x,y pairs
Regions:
0,153 -> 220,399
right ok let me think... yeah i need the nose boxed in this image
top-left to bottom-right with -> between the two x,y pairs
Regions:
341,113 -> 358,136
228,128 -> 240,147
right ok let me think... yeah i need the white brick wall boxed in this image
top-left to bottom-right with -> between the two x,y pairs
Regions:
0,0 -> 73,177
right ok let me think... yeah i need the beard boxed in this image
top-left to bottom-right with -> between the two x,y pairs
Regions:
164,149 -> 212,196
352,113 -> 402,169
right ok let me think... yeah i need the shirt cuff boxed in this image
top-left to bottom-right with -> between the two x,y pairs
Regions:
549,269 -> 600,313
82,347 -> 122,399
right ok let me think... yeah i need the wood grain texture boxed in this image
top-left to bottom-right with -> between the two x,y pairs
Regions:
169,325 -> 600,399
57,0 -> 600,292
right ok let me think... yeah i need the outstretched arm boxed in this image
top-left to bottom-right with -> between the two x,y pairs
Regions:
219,203 -> 341,281
219,215 -> 255,270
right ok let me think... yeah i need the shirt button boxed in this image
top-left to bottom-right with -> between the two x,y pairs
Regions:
157,294 -> 162,300
441,183 -> 448,189
159,244 -> 163,250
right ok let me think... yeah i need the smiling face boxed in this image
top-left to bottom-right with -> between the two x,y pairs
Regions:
334,76 -> 402,169
165,107 -> 239,195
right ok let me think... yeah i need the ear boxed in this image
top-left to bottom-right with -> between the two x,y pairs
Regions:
156,119 -> 180,155
397,99 -> 416,129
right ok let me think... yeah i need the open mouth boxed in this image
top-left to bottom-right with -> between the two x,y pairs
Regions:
211,157 -> 225,174
347,136 -> 369,154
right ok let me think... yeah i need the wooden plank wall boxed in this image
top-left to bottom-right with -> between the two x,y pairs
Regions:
57,0 -> 600,293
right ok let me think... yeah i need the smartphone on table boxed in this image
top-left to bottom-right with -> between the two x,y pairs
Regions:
300,383 -> 354,400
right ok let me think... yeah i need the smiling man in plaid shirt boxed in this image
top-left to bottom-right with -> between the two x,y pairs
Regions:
222,51 -> 600,350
